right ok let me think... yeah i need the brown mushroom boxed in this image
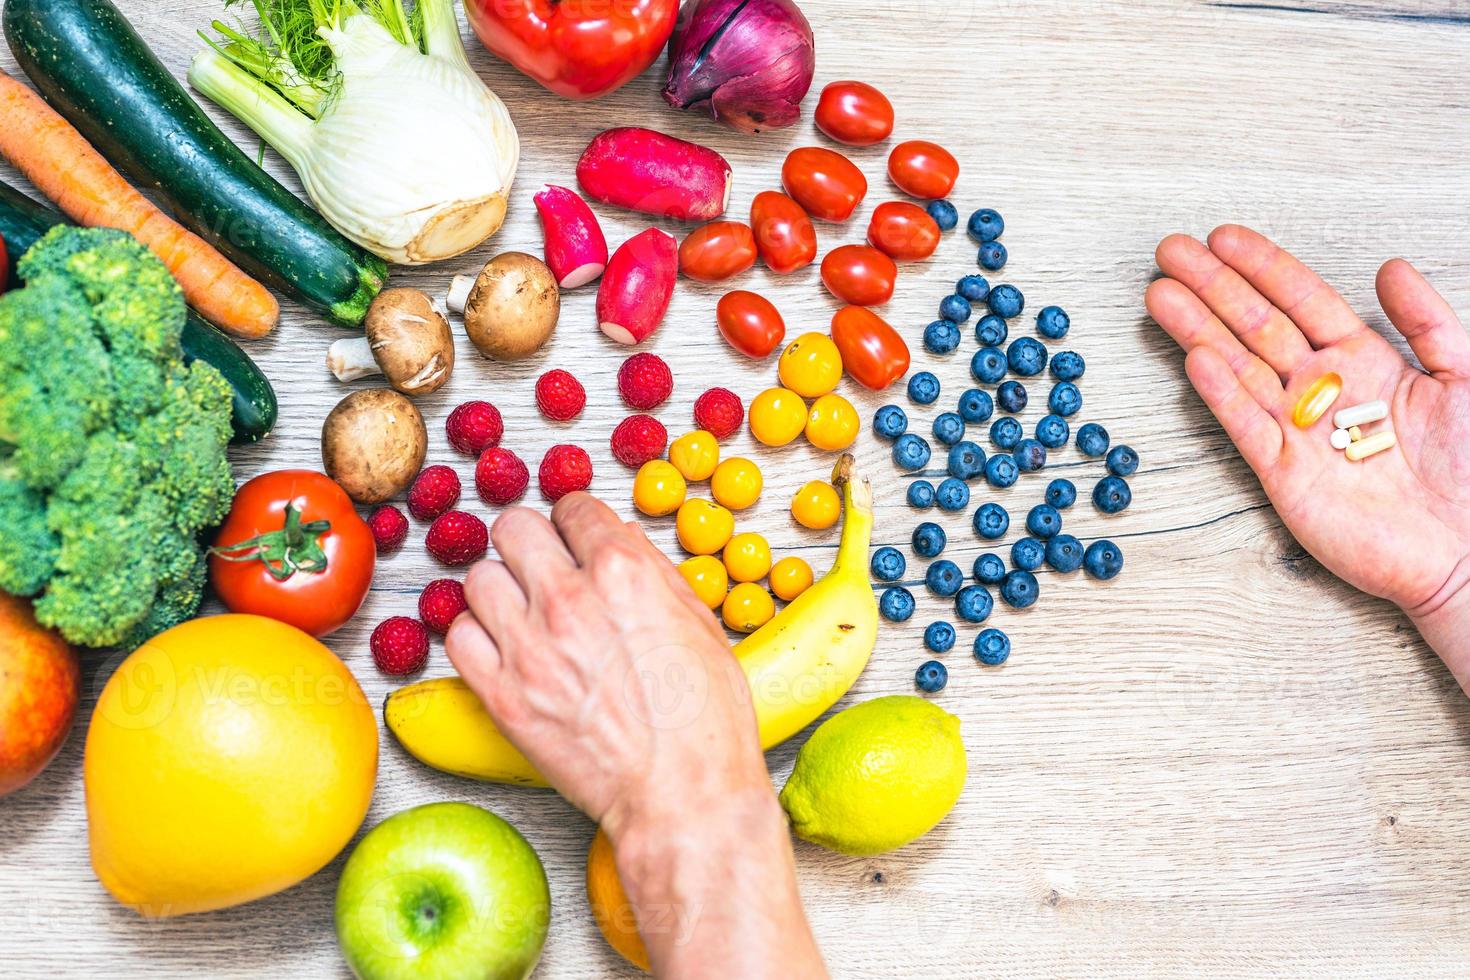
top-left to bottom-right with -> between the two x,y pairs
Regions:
446,252 -> 560,361
321,389 -> 427,505
326,288 -> 455,395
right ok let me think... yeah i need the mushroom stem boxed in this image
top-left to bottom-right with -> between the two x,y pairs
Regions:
446,274 -> 476,314
326,336 -> 383,383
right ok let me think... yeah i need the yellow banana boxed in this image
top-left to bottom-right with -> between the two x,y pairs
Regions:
384,453 -> 878,786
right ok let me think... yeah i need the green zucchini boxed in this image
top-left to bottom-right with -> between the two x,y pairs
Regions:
3,0 -> 387,326
0,180 -> 278,444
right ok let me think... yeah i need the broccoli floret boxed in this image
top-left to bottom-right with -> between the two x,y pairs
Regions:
0,472 -> 57,596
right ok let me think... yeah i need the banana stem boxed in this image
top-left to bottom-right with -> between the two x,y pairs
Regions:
831,454 -> 874,576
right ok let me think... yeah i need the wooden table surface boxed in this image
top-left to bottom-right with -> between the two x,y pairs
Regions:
3,0 -> 1469,976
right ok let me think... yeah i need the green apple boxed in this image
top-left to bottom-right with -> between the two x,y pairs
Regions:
335,802 -> 550,980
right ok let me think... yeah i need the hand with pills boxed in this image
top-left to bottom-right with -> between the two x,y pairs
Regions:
1148,225 -> 1470,692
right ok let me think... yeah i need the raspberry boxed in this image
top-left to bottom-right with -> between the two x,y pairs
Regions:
425,511 -> 489,565
370,617 -> 430,676
539,445 -> 593,501
535,369 -> 587,422
694,387 -> 744,440
407,465 -> 461,521
418,579 -> 468,635
367,505 -> 409,554
445,401 -> 504,456
617,352 -> 673,411
475,447 -> 530,506
610,414 -> 668,468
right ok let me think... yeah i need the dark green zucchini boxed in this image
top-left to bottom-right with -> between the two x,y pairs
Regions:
0,180 -> 277,444
3,0 -> 387,326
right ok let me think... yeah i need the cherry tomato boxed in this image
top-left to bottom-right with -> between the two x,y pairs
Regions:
209,470 -> 376,637
679,221 -> 756,283
716,290 -> 786,358
887,140 -> 959,199
815,80 -> 895,146
781,147 -> 868,222
830,306 -> 910,391
867,201 -> 941,261
820,244 -> 897,307
749,191 -> 818,274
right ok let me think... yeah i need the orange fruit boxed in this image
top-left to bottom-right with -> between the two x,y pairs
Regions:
586,828 -> 650,971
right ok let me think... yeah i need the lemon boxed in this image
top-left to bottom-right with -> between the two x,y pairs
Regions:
779,695 -> 965,856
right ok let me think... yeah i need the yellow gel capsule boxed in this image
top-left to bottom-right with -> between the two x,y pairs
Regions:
1292,372 -> 1342,429
722,582 -> 775,634
675,499 -> 734,555
632,460 -> 687,517
769,556 -> 814,602
723,532 -> 772,584
669,430 -> 720,482
1345,430 -> 1397,462
678,555 -> 729,609
711,458 -> 763,510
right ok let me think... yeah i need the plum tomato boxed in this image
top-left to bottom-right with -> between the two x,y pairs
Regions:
781,147 -> 868,222
867,201 -> 941,261
888,140 -> 960,199
679,220 -> 757,283
820,244 -> 897,307
830,306 -> 910,391
749,190 -> 818,274
815,80 -> 895,146
716,290 -> 786,358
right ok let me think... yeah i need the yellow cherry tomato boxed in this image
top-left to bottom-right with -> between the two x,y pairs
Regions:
668,430 -> 720,482
678,555 -> 729,610
711,458 -> 764,511
778,332 -> 844,398
790,480 -> 841,530
722,582 -> 776,633
722,532 -> 772,584
748,387 -> 808,447
769,556 -> 814,601
632,460 -> 687,517
805,393 -> 861,451
675,499 -> 735,555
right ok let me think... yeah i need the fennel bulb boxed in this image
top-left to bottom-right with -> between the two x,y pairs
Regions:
191,0 -> 519,265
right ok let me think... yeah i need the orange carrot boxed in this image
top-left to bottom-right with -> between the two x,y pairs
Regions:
0,70 -> 278,338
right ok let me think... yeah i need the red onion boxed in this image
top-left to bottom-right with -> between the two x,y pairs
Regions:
662,0 -> 816,134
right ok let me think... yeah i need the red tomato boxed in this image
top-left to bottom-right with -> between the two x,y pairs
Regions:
209,470 -> 376,637
867,202 -> 940,261
887,140 -> 959,199
750,191 -> 817,274
781,147 -> 868,222
679,221 -> 757,283
830,306 -> 910,390
815,81 -> 895,146
716,290 -> 786,358
820,245 -> 897,307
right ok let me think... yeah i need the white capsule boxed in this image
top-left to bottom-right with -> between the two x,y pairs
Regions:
1330,428 -> 1352,450
1333,400 -> 1388,429
1345,430 -> 1397,462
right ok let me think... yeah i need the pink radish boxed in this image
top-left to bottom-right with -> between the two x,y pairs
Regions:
577,127 -> 733,222
533,185 -> 608,289
598,229 -> 677,345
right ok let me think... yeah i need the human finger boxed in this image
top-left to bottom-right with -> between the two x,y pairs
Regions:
1208,224 -> 1364,350
1376,258 -> 1470,379
1146,275 -> 1284,407
490,506 -> 577,598
462,558 -> 527,647
551,492 -> 637,567
1184,346 -> 1285,475
445,613 -> 503,695
626,522 -> 729,637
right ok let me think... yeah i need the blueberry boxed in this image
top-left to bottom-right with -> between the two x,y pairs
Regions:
957,274 -> 990,302
1093,475 -> 1132,514
973,552 -> 1007,585
978,240 -> 1008,272
908,371 -> 941,405
1014,438 -> 1047,472
967,207 -> 1004,243
946,441 -> 987,481
873,404 -> 908,440
907,480 -> 936,509
1010,537 -> 1045,571
985,453 -> 1019,489
1006,336 -> 1048,376
1000,570 -> 1039,609
1036,305 -> 1070,340
893,433 -> 932,470
932,412 -> 966,446
957,388 -> 994,424
1107,445 -> 1140,477
1035,414 -> 1069,449
1045,534 -> 1084,573
955,584 -> 994,623
975,313 -> 1008,347
1076,422 -> 1110,457
1045,478 -> 1077,509
936,478 -> 971,512
915,659 -> 948,693
974,628 -> 1011,666
1083,540 -> 1125,580
926,559 -> 965,597
939,294 -> 973,324
973,502 -> 1010,540
926,199 -> 959,232
988,284 -> 1025,319
924,620 -> 957,654
923,319 -> 962,355
990,416 -> 1022,450
881,586 -> 916,622
912,522 -> 947,558
1050,350 -> 1085,382
871,546 -> 906,582
970,346 -> 1008,384
1048,381 -> 1082,417
1026,504 -> 1063,539
996,380 -> 1028,414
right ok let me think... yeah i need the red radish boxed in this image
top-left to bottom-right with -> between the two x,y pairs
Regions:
533,185 -> 608,289
597,229 -> 677,345
577,127 -> 732,222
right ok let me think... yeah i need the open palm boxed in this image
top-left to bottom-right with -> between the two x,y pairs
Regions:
1147,225 -> 1470,619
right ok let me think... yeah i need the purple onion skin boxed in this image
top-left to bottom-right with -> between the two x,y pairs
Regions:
662,0 -> 816,134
